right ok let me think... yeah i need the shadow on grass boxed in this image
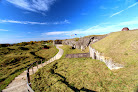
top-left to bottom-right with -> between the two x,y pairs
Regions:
30,51 -> 45,60
50,63 -> 96,92
55,73 -> 96,92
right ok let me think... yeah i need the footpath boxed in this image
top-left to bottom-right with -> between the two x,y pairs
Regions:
2,44 -> 63,92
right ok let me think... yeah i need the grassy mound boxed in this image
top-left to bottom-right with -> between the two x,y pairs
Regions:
31,58 -> 109,92
92,30 -> 138,65
31,45 -> 138,91
0,43 -> 58,91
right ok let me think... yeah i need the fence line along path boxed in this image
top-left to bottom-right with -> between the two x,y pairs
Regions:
2,44 -> 63,92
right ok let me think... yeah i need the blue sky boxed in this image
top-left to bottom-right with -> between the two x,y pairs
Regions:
0,0 -> 138,43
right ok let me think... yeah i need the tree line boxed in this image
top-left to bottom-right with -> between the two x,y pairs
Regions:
0,40 -> 63,47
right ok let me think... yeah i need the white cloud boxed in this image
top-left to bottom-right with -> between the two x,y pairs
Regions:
42,18 -> 138,36
125,0 -> 136,5
100,6 -> 107,9
119,20 -> 138,25
41,12 -> 46,16
0,29 -> 8,31
64,19 -> 70,24
81,13 -> 88,15
0,19 -> 70,25
45,31 -> 67,35
16,36 -> 24,37
53,19 -> 70,25
112,6 -> 119,10
128,2 -> 138,8
27,32 -> 31,33
110,2 -> 138,17
1,19 -> 138,44
110,10 -> 125,17
6,0 -> 55,13
0,37 -> 69,44
84,19 -> 138,34
42,29 -> 82,36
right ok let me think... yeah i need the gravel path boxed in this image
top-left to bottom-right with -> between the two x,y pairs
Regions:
2,44 -> 63,92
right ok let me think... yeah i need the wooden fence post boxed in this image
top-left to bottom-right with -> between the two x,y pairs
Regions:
94,52 -> 96,59
32,66 -> 34,74
41,59 -> 43,67
27,68 -> 31,86
36,61 -> 38,69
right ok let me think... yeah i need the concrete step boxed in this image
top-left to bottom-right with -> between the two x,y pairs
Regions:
2,82 -> 27,92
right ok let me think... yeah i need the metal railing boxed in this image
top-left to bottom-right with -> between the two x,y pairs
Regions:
26,56 -> 57,92
26,60 -> 43,92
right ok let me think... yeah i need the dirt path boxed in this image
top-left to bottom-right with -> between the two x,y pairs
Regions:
2,44 -> 63,92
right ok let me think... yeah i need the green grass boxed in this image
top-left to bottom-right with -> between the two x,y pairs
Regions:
60,45 -> 89,58
92,30 -> 138,65
31,44 -> 138,91
0,43 -> 58,91
35,46 -> 59,61
42,42 -> 53,46
84,34 -> 106,38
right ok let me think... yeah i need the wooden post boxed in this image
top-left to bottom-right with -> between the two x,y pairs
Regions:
94,52 -> 96,59
36,61 -> 38,69
32,66 -> 34,74
53,40 -> 55,46
41,59 -> 43,67
27,68 -> 31,86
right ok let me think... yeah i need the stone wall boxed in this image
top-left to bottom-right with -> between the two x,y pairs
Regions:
66,53 -> 90,58
62,35 -> 107,50
89,46 -> 124,70
54,40 -> 62,44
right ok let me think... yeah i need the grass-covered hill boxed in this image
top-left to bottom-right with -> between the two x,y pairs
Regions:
31,30 -> 138,92
92,30 -> 138,65
0,42 -> 58,91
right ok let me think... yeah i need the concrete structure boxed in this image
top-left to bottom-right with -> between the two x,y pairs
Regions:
62,35 -> 107,50
66,53 -> 90,58
89,46 -> 124,70
122,27 -> 129,31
